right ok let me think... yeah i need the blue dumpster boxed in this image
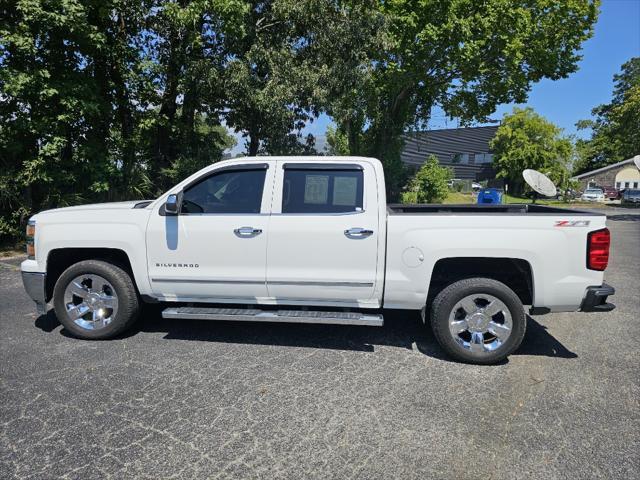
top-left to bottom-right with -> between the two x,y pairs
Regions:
477,188 -> 503,204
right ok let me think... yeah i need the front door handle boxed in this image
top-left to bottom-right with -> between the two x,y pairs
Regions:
344,227 -> 374,238
234,226 -> 262,237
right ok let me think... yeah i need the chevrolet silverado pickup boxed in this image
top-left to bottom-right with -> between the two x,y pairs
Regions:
21,156 -> 615,364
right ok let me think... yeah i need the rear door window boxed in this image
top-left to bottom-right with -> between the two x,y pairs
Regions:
282,167 -> 363,214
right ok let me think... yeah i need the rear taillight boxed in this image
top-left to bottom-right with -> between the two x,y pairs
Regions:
26,220 -> 36,260
587,228 -> 610,271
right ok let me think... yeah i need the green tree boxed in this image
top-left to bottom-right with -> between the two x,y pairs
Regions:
490,108 -> 573,194
401,156 -> 451,203
0,0 -> 128,238
574,57 -> 640,174
0,0 -> 241,242
325,125 -> 349,155
140,0 -> 244,191
0,0 -> 600,243
329,0 -> 598,199
224,0 -> 383,156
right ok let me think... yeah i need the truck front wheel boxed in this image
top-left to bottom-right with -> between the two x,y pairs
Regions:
430,278 -> 526,364
53,260 -> 140,339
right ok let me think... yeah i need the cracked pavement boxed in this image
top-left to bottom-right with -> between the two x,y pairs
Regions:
1,215 -> 639,479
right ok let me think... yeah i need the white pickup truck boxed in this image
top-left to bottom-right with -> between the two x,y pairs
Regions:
21,156 -> 615,364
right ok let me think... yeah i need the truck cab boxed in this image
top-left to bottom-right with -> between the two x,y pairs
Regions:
146,157 -> 386,308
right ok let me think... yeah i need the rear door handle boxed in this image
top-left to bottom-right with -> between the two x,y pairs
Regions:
234,226 -> 262,237
344,227 -> 374,238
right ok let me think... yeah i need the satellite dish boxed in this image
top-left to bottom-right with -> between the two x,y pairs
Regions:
522,169 -> 557,198
633,155 -> 640,170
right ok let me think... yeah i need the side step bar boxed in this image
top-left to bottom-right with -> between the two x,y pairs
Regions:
162,307 -> 384,327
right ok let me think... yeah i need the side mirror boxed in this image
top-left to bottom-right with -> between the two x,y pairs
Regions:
165,193 -> 180,215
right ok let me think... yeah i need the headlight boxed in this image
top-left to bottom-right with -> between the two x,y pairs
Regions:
26,220 -> 35,259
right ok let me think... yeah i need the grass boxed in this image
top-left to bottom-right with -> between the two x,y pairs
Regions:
443,191 -> 610,208
442,192 -> 475,204
503,193 -> 553,205
503,194 -> 610,208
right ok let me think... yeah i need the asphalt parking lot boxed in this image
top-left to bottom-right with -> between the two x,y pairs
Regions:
1,214 -> 639,479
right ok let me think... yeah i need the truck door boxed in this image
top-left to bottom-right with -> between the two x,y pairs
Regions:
266,160 -> 381,305
146,162 -> 274,301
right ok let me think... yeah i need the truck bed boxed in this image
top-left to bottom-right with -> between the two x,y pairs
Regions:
387,203 -> 602,215
383,201 -> 607,311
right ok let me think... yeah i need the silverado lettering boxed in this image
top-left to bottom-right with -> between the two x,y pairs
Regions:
156,263 -> 200,268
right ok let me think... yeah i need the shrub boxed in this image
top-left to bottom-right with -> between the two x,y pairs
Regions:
401,156 -> 452,204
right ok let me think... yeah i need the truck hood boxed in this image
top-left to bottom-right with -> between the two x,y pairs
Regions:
33,200 -> 153,218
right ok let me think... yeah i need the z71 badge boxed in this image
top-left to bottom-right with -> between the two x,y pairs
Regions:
554,220 -> 590,227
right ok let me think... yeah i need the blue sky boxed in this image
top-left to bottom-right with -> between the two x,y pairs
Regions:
488,0 -> 640,138
233,0 -> 640,153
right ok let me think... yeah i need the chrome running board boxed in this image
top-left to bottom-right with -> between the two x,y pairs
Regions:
162,307 -> 384,327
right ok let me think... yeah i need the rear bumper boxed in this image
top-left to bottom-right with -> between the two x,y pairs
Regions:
580,284 -> 615,312
21,271 -> 47,315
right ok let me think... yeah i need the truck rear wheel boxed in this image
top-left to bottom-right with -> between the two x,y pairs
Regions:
430,278 -> 526,364
53,260 -> 140,339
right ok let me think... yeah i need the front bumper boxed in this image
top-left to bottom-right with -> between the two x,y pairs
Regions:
21,271 -> 47,315
580,284 -> 615,312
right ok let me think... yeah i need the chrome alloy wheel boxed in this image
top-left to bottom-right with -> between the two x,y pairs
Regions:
448,294 -> 513,353
63,274 -> 119,330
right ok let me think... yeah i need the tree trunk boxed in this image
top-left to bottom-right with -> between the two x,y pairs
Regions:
345,118 -> 361,155
248,130 -> 260,156
87,7 -> 112,194
178,17 -> 204,162
180,78 -> 197,151
155,49 -> 180,175
111,12 -> 136,200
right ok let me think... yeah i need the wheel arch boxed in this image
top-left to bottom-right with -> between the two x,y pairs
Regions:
426,257 -> 534,308
45,248 -> 137,302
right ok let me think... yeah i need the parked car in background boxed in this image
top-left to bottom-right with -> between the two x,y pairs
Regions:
602,186 -> 620,200
621,189 -> 640,206
581,188 -> 605,202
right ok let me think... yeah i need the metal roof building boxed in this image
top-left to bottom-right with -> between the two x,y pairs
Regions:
401,125 -> 499,180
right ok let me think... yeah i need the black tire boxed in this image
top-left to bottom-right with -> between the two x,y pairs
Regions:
53,260 -> 140,339
430,278 -> 526,364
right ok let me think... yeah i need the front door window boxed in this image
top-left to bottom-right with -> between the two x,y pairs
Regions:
182,168 -> 266,214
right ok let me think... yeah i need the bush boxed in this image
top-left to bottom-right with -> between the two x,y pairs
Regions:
401,156 -> 452,204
